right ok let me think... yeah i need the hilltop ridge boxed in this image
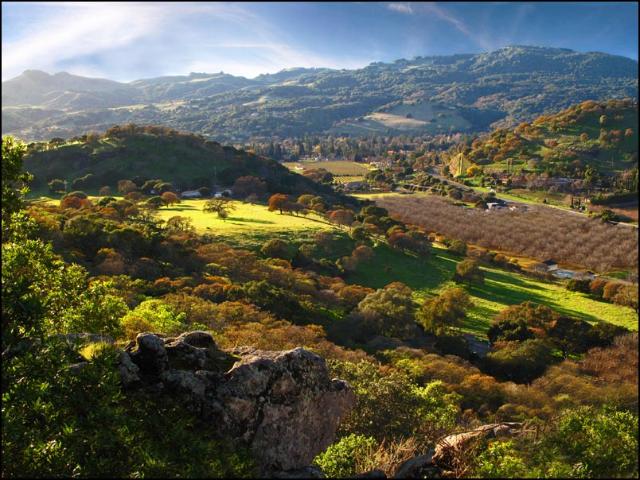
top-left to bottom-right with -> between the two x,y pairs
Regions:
3,46 -> 637,142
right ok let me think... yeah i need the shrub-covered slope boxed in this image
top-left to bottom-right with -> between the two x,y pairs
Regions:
449,98 -> 638,178
23,124 -> 349,203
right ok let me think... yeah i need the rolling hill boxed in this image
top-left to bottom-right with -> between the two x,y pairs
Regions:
3,46 -> 638,142
22,124 -> 351,204
449,98 -> 638,179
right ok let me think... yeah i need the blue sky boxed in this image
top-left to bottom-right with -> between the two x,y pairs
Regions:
2,2 -> 638,82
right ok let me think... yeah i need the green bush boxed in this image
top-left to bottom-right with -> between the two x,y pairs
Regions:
2,341 -> 255,477
260,238 -> 292,260
447,239 -> 468,256
120,299 -> 187,338
314,434 -> 376,478
474,440 -> 532,478
565,278 -> 591,293
417,287 -> 472,336
484,339 -> 557,383
2,238 -> 127,348
329,360 -> 460,443
543,405 -> 638,478
454,258 -> 485,284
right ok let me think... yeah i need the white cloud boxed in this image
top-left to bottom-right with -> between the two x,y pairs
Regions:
2,2 -> 367,81
387,2 -> 495,51
3,3 -> 168,79
387,3 -> 414,15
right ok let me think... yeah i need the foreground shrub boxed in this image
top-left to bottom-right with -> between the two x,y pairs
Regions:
473,440 -> 531,478
2,341 -> 255,477
314,434 -> 376,478
329,360 -> 460,443
120,299 -> 187,338
543,405 -> 638,478
2,238 -> 127,348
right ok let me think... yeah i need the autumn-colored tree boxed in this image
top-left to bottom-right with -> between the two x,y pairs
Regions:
99,186 -> 112,196
60,195 -> 91,209
232,175 -> 267,199
418,287 -> 472,335
124,191 -> 144,203
466,165 -> 482,177
329,209 -> 355,228
160,191 -> 180,207
351,245 -> 374,262
268,194 -> 289,214
117,179 -> 138,195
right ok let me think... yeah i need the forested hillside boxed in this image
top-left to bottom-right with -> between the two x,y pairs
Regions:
22,124 -> 348,204
3,46 -> 637,142
448,98 -> 638,181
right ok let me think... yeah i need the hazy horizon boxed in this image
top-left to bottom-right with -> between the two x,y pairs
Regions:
2,2 -> 638,82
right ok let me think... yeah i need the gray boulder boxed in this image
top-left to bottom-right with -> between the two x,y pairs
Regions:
118,331 -> 355,474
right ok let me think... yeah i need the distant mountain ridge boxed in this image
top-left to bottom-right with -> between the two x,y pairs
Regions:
2,46 -> 638,142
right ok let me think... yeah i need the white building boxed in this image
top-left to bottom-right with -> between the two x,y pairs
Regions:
181,190 -> 202,199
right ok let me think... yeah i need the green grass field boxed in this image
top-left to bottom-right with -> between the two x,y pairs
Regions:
38,196 -> 337,243
349,243 -> 638,338
157,199 -> 335,237
283,160 -> 372,176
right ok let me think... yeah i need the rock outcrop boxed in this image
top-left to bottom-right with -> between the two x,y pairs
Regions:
118,331 -> 355,474
391,423 -> 524,478
432,422 -> 523,467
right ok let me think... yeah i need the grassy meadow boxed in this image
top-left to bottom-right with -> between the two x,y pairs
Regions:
349,243 -> 638,337
156,199 -> 334,236
39,195 -> 637,337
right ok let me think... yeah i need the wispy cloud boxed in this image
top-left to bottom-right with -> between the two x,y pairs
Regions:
1,2 -> 367,81
420,3 -> 495,50
387,3 -> 414,15
386,2 -> 495,51
3,2 -> 167,79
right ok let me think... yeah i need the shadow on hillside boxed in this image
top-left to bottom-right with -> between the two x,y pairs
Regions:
484,269 -> 546,291
227,217 -> 275,225
275,213 -> 335,226
163,204 -> 196,212
468,276 -> 616,324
